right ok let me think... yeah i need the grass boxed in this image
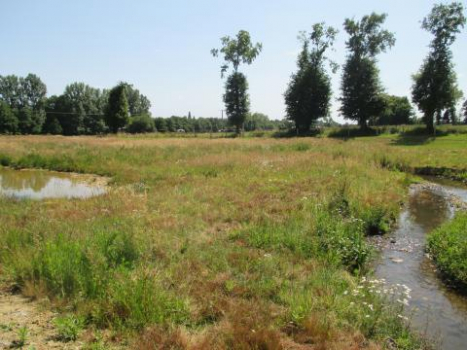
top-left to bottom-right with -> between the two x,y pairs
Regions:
1,131 -> 466,348
427,212 -> 467,290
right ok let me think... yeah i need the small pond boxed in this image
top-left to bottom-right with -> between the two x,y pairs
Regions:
0,167 -> 107,200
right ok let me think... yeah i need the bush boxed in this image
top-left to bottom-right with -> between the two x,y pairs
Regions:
427,212 -> 467,289
127,115 -> 155,134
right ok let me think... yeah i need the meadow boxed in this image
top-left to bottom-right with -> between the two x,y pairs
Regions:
1,131 -> 467,349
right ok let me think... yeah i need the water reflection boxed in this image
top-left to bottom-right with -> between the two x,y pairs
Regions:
0,168 -> 106,200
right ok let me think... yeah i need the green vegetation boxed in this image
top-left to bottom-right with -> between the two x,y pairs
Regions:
412,2 -> 466,134
340,13 -> 395,129
3,133 -> 464,348
428,212 -> 467,289
212,30 -> 262,134
284,23 -> 337,134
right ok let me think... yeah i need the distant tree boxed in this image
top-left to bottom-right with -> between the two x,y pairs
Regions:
0,73 -> 47,134
412,2 -> 466,134
463,99 -> 467,124
50,83 -> 106,135
0,101 -> 18,134
373,95 -> 414,125
154,117 -> 168,132
105,83 -> 129,133
212,30 -> 262,134
285,23 -> 338,133
120,83 -> 151,116
127,115 -> 155,133
0,75 -> 21,108
340,13 -> 395,129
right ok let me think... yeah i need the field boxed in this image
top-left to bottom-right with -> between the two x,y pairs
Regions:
1,132 -> 467,349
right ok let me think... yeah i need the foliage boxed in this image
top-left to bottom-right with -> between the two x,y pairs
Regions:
223,72 -> 250,133
373,94 -> 414,125
285,23 -> 337,133
120,83 -> 151,116
412,2 -> 466,134
0,74 -> 47,134
54,315 -> 84,341
464,100 -> 467,124
428,212 -> 467,288
211,30 -> 262,77
105,83 -> 129,133
127,115 -> 155,133
0,101 -> 18,134
212,30 -> 262,133
340,13 -> 395,129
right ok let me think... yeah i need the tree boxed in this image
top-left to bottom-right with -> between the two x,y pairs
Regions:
223,72 -> 250,133
412,2 -> 465,134
373,95 -> 414,125
285,23 -> 338,133
49,83 -> 106,135
120,83 -> 151,116
0,73 -> 47,134
340,13 -> 395,129
463,100 -> 467,124
212,30 -> 262,134
105,83 -> 129,133
127,115 -> 155,133
0,101 -> 18,134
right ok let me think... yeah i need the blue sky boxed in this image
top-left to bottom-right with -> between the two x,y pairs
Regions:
1,0 -> 466,121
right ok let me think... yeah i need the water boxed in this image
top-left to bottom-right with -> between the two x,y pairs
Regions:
372,180 -> 467,350
0,167 -> 107,200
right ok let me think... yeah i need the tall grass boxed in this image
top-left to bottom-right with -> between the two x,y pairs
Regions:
0,134 -> 452,348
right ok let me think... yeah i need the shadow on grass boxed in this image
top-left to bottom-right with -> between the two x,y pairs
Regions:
327,127 -> 379,140
391,127 -> 448,146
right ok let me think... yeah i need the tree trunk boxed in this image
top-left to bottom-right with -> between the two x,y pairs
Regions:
426,111 -> 435,135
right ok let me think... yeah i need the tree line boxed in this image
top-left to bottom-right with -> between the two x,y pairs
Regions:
212,2 -> 466,135
0,75 -> 283,135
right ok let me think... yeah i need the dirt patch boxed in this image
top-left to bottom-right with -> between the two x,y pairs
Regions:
0,291 -> 83,349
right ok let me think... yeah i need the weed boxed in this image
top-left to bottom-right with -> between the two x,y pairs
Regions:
54,314 -> 84,341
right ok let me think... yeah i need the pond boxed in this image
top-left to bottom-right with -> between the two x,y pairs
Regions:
0,167 -> 107,200
372,179 -> 467,349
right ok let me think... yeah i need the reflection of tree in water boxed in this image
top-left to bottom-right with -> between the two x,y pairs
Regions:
0,169 -> 54,192
408,189 -> 449,232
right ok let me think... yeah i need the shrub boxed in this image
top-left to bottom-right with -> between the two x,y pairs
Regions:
428,212 -> 467,288
126,115 -> 155,134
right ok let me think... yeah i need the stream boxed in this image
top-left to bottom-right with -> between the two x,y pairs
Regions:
372,178 -> 467,350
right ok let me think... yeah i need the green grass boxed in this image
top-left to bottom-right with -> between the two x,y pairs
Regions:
428,212 -> 467,289
2,131 -> 465,348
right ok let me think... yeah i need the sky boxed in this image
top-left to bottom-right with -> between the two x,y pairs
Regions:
1,0 -> 466,122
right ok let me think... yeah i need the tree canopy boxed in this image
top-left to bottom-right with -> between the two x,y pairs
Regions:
340,13 -> 395,129
285,23 -> 337,133
412,2 -> 465,134
212,30 -> 262,133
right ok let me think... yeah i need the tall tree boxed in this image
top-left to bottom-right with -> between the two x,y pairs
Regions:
340,13 -> 395,129
212,30 -> 262,134
412,2 -> 465,134
105,83 -> 129,133
284,23 -> 338,133
463,99 -> 467,124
